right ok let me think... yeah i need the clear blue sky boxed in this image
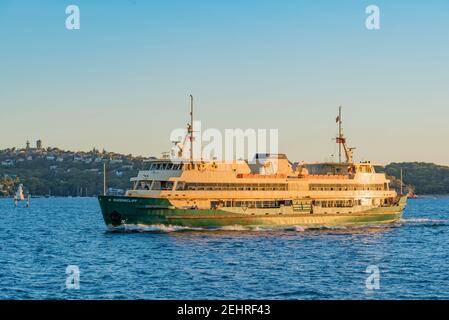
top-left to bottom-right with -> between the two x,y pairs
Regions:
1,0 -> 448,164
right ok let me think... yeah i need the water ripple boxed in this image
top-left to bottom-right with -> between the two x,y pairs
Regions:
0,197 -> 448,299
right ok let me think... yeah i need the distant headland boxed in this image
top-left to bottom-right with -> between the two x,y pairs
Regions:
1,140 -> 448,197
0,140 -> 151,197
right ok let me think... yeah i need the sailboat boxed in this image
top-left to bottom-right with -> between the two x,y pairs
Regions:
14,184 -> 25,201
14,184 -> 29,207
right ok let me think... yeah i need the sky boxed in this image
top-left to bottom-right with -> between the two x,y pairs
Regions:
1,0 -> 448,164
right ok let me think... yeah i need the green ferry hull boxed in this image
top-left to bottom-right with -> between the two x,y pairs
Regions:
98,196 -> 407,229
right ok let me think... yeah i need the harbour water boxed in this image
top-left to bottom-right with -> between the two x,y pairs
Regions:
0,197 -> 448,299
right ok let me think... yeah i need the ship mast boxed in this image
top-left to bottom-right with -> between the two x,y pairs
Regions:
338,106 -> 342,163
189,94 -> 194,163
335,106 -> 354,164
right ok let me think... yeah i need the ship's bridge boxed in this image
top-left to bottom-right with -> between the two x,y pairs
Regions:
298,162 -> 353,176
353,161 -> 388,183
131,159 -> 184,186
295,161 -> 387,181
354,161 -> 385,173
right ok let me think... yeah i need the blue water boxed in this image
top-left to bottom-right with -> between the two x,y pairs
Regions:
0,197 -> 448,299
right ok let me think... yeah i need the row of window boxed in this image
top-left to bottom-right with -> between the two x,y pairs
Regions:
148,163 -> 183,171
309,184 -> 386,191
147,163 -> 215,171
177,183 -> 288,191
136,181 -> 288,191
135,181 -> 174,190
313,200 -> 361,208
211,200 -> 291,209
212,199 -> 377,209
135,180 -> 386,192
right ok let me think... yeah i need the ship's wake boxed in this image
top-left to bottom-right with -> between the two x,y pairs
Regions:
106,223 -> 396,234
399,218 -> 449,226
107,224 -> 200,233
106,224 -> 312,233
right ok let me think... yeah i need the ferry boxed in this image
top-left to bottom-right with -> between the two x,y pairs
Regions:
98,101 -> 407,229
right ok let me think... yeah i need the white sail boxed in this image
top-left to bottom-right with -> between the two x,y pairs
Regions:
15,184 -> 24,201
